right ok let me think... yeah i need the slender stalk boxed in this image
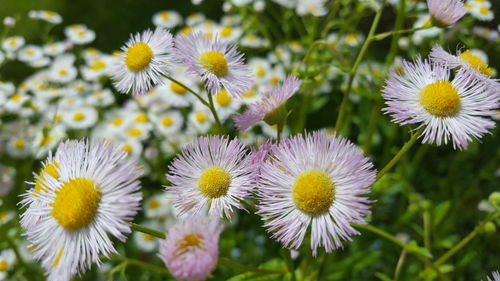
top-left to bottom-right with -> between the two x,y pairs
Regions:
373,26 -> 431,41
282,249 -> 297,281
423,210 -> 431,250
393,248 -> 407,281
164,75 -> 208,106
335,0 -> 387,132
207,92 -> 226,134
376,127 -> 424,181
113,256 -> 172,277
277,122 -> 283,143
129,222 -> 165,239
218,257 -> 287,275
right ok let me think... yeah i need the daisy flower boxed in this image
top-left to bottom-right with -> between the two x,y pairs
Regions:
64,24 -> 96,45
113,28 -> 174,96
382,58 -> 499,150
19,139 -> 143,281
296,0 -> 328,17
174,31 -> 252,98
63,107 -> 98,130
234,75 -> 301,131
158,216 -> 223,281
0,249 -> 15,279
17,45 -> 43,63
427,0 -> 466,26
166,135 -> 255,219
152,110 -> 184,136
152,10 -> 182,28
257,131 -> 376,255
2,36 -> 24,53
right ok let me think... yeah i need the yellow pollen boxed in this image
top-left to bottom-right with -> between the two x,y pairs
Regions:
221,26 -> 233,37
73,112 -> 85,121
199,51 -> 228,77
195,112 -> 207,123
135,113 -> 148,123
170,81 -> 187,95
479,7 -> 490,14
198,166 -> 231,198
25,49 -> 34,55
419,80 -> 461,117
143,234 -> 155,241
464,3 -> 472,10
120,144 -> 132,155
459,50 -> 492,76
181,26 -> 193,36
271,77 -> 279,85
8,39 -> 17,46
160,11 -> 170,20
216,90 -> 232,107
52,246 -> 64,268
55,114 -> 63,122
345,34 -> 358,43
112,117 -> 123,126
256,67 -> 266,77
39,135 -> 52,147
58,69 -> 68,76
14,139 -> 25,149
125,42 -> 153,72
148,199 -> 160,209
292,170 -> 335,216
50,178 -> 101,231
176,233 -> 204,254
162,116 -> 174,127
10,93 -> 21,101
128,128 -> 142,137
90,61 -> 106,70
0,260 -> 8,271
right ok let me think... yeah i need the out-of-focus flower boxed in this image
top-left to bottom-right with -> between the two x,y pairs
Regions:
426,0 -> 466,26
152,10 -> 182,28
2,36 -> 24,53
382,58 -> 499,150
0,249 -> 16,279
3,17 -> 15,27
29,10 -> 62,24
113,28 -> 174,96
257,131 -> 376,256
296,0 -> 328,17
158,217 -> 223,281
64,24 -> 95,45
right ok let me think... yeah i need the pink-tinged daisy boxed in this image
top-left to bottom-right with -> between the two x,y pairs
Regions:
19,139 -> 143,281
174,31 -> 252,98
257,131 -> 376,256
485,271 -> 500,281
113,28 -> 174,96
382,58 -> 499,150
427,0 -> 466,26
234,75 -> 301,131
430,45 -> 500,89
166,135 -> 255,220
158,216 -> 223,281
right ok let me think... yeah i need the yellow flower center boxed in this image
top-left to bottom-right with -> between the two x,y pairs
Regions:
90,61 -> 106,70
58,69 -> 68,76
160,11 -> 170,20
220,26 -> 233,37
120,144 -> 132,155
14,139 -> 25,149
0,260 -> 8,271
198,166 -> 231,198
148,199 -> 160,209
135,113 -> 148,123
125,42 -> 153,72
199,51 -> 228,77
162,116 -> 174,127
346,34 -> 358,43
256,67 -> 266,77
170,81 -> 187,95
479,7 -> 490,14
34,161 -> 60,195
0,212 -> 7,220
292,170 -> 335,216
73,112 -> 85,121
195,112 -> 207,123
419,80 -> 461,117
128,128 -> 142,136
459,50 -> 492,76
216,90 -> 231,107
143,233 -> 155,241
176,233 -> 204,252
50,178 -> 101,231
10,93 -> 21,101
112,117 -> 123,126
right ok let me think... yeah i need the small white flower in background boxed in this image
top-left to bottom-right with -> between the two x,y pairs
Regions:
217,25 -> 243,42
43,42 -> 67,56
151,110 -> 184,136
188,105 -> 213,134
152,10 -> 183,29
241,34 -> 266,48
63,107 -> 98,130
472,27 -> 499,41
0,249 -> 16,279
0,210 -> 15,225
296,0 -> 328,17
231,0 -> 253,7
29,10 -> 62,24
254,0 -> 266,11
412,14 -> 441,44
6,136 -> 31,158
186,13 -> 205,26
191,0 -> 204,5
343,33 -> 365,47
2,36 -> 25,53
133,221 -> 163,252
465,0 -> 494,21
155,74 -> 198,108
0,165 -> 15,196
144,193 -> 175,220
273,0 -> 297,8
64,24 -> 96,45
17,45 -> 43,63
3,16 -> 15,27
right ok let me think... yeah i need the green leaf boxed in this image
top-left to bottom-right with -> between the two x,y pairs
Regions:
374,272 -> 393,281
407,240 -> 433,258
433,201 -> 451,228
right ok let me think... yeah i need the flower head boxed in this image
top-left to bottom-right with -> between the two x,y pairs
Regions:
257,131 -> 376,256
166,135 -> 255,219
234,75 -> 301,131
20,139 -> 143,281
158,216 -> 223,281
174,31 -> 252,98
382,57 -> 499,150
427,0 -> 466,26
113,28 -> 174,96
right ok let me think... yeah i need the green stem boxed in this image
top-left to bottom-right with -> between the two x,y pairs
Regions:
129,222 -> 165,239
277,121 -> 284,143
423,210 -> 431,250
207,92 -> 226,134
123,258 -> 172,276
218,257 -> 287,275
376,127 -> 424,181
281,249 -> 297,281
373,26 -> 431,41
335,0 -> 387,132
393,248 -> 407,281
364,99 -> 382,154
385,0 -> 406,67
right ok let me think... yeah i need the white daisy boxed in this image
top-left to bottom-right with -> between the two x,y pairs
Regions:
152,10 -> 183,28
